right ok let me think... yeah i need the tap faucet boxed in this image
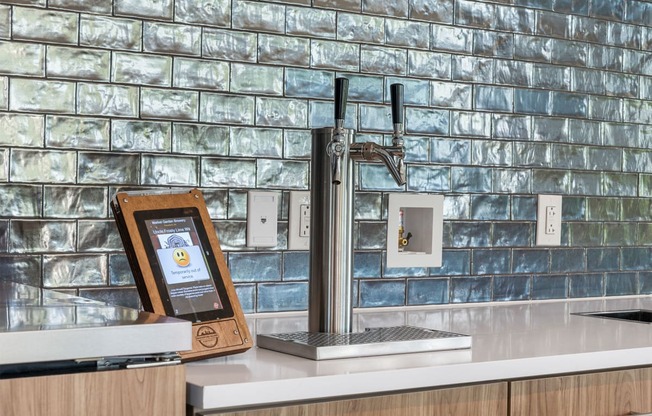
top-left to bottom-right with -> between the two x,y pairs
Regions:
309,79 -> 407,334
350,83 -> 406,186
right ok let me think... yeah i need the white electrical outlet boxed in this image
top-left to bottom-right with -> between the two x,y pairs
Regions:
246,191 -> 279,247
288,191 -> 310,250
536,194 -> 562,246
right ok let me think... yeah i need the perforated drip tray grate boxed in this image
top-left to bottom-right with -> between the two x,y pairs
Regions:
256,326 -> 472,360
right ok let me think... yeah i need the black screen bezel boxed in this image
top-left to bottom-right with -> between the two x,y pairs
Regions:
134,207 -> 234,323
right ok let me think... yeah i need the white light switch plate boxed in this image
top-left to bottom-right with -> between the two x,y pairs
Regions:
247,191 -> 279,247
536,194 -> 562,246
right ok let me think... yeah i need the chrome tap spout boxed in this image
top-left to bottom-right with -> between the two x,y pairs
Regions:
350,142 -> 406,186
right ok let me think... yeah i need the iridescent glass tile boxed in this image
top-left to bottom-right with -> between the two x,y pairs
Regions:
13,7 -> 78,44
0,185 -> 42,217
78,152 -> 140,185
533,117 -> 567,142
494,169 -> 531,193
587,248 -> 619,271
407,165 -> 450,192
109,254 -> 135,286
234,284 -> 255,313
551,144 -> 587,169
111,120 -> 171,153
532,169 -> 570,193
570,172 -> 601,195
622,199 -> 652,221
475,86 -> 513,111
215,220 -> 247,250
201,158 -> 256,188
256,97 -> 308,128
493,275 -> 530,301
531,274 -> 567,300
0,76 -> 6,110
202,29 -> 256,62
0,113 -> 44,147
310,40 -> 360,72
200,93 -> 254,125
141,155 -> 198,186
285,68 -> 333,99
256,159 -> 308,189
359,163 -> 404,191
603,122 -> 638,147
591,0 -> 624,20
609,22 -> 641,49
405,107 -> 449,135
551,40 -> 587,66
603,172 -> 637,196
112,52 -> 172,86
430,81 -> 471,109
473,140 -> 512,167
605,72 -> 638,98
514,34 -> 552,63
450,276 -> 491,303
361,45 -> 406,75
495,5 -> 534,34
494,60 -> 531,86
404,136 -> 429,162
407,278 -> 449,305
471,195 -> 510,221
309,101 -> 358,129
47,46 -> 110,81
231,64 -> 283,95
337,13 -> 384,44
143,22 -> 201,56
141,88 -> 198,121
43,186 -> 107,218
571,16 -> 607,44
43,255 -> 107,287
258,282 -> 308,312
172,123 -> 229,155
533,64 -> 570,91
229,252 -> 281,282
359,280 -> 405,307
77,83 -> 139,117
569,222 -> 603,246
0,149 -> 6,182
624,149 -> 652,173
452,167 -> 492,193
431,25 -> 472,53
10,220 -> 76,253
232,0 -> 285,33
473,31 -> 514,58
386,19 -> 429,49
115,0 -> 173,20
407,50 -> 451,79
443,195 -> 470,220
354,192 -> 382,220
359,104 -> 392,132
409,0 -> 453,23
175,0 -> 230,27
286,6 -> 336,39
48,0 -> 112,14
259,34 -> 310,67
10,79 -> 75,114
589,45 -> 623,71
78,220 -> 122,251
493,115 -> 531,139
430,138 -> 470,164
493,222 -> 532,247
0,6 -> 9,39
11,149 -> 75,183
80,15 -> 142,51
455,0 -> 494,28
230,127 -> 283,157
452,56 -> 493,83
472,249 -> 510,275
589,96 -> 622,122
605,272 -> 636,296
451,112 -> 490,137
362,0 -> 407,17
569,273 -> 603,298
536,10 -> 569,39
284,130 -> 311,159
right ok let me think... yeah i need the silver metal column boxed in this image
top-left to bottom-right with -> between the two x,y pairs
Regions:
309,127 -> 355,334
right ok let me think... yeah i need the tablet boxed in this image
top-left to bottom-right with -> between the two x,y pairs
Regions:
111,189 -> 251,361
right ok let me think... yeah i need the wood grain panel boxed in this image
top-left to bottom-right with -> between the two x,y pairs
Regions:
511,367 -> 652,416
210,382 -> 507,416
0,364 -> 185,416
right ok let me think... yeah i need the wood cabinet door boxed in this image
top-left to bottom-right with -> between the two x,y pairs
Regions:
510,367 -> 652,416
207,382 -> 507,416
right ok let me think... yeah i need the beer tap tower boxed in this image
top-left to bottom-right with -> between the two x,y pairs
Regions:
257,79 -> 471,360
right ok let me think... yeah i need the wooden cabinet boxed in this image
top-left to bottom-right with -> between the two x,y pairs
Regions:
205,382 -> 507,416
510,367 -> 652,416
0,364 -> 185,416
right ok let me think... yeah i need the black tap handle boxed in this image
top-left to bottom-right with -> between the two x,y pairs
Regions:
334,77 -> 349,123
390,83 -> 404,125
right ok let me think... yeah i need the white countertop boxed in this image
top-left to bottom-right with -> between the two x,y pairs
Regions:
0,281 -> 191,365
186,296 -> 652,411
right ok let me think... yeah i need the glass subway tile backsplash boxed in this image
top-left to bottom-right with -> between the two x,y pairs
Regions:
1,0 -> 652,311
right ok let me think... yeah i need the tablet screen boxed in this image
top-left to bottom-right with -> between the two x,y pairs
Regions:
135,208 -> 234,322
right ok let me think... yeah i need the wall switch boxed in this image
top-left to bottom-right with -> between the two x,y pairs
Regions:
288,191 -> 310,250
246,191 -> 279,247
536,194 -> 562,246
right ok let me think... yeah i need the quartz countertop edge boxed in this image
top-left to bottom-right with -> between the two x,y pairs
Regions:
186,296 -> 652,410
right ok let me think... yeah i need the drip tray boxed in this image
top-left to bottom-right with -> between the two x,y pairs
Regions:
256,326 -> 472,360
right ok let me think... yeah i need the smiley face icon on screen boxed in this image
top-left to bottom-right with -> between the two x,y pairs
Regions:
172,248 -> 190,267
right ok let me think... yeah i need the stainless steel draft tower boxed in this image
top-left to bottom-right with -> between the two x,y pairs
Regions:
256,78 -> 472,360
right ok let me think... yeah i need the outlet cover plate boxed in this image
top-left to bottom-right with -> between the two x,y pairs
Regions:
536,194 -> 562,246
247,191 -> 279,247
288,191 -> 310,250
